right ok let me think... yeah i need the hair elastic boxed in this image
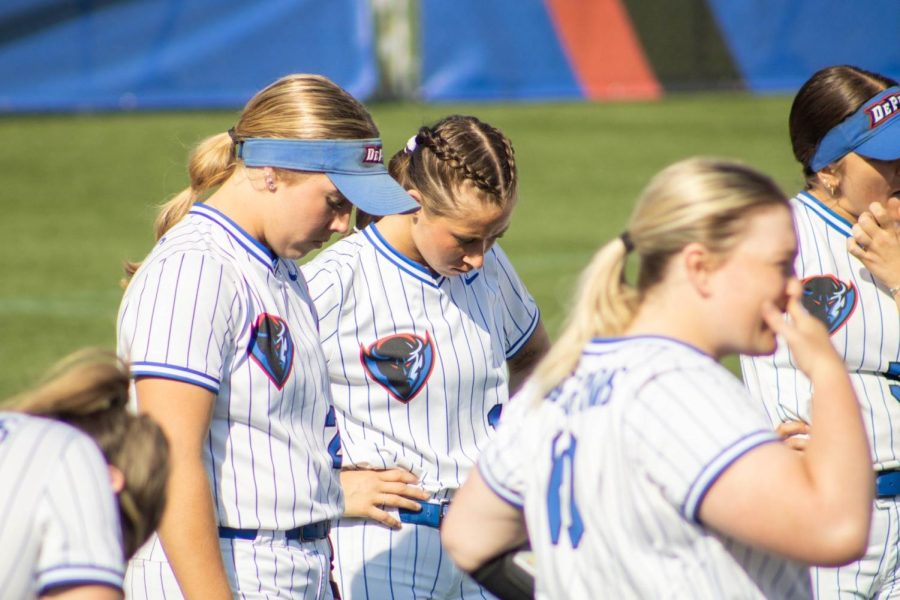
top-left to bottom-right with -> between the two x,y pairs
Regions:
404,134 -> 418,155
620,231 -> 635,253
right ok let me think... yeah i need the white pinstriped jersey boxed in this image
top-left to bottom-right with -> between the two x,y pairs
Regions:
481,337 -> 812,600
0,414 -> 124,598
302,224 -> 539,494
741,192 -> 900,469
118,203 -> 342,531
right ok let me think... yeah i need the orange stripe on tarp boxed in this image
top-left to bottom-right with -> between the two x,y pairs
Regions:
545,0 -> 662,100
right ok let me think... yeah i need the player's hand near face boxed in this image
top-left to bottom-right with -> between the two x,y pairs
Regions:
699,287 -> 872,565
340,468 -> 431,529
847,199 -> 900,303
760,282 -> 844,381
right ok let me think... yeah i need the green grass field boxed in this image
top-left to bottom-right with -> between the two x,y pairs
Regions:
0,93 -> 800,398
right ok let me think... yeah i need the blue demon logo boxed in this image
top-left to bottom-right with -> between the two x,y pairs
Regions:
249,313 -> 294,389
360,332 -> 436,403
801,275 -> 857,335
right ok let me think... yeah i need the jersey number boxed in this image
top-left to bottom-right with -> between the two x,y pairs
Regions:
325,406 -> 342,469
546,431 -> 584,548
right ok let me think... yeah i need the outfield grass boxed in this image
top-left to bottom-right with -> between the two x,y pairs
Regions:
0,93 -> 799,398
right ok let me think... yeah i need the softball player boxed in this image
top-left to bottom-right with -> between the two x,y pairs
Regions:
0,348 -> 169,600
302,115 -> 549,599
444,158 -> 874,599
117,74 -> 418,599
0,414 -> 123,599
742,66 -> 900,599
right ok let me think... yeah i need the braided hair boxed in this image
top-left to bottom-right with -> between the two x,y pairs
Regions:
388,115 -> 517,217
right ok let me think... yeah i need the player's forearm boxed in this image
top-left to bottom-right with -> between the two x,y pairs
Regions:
157,458 -> 232,600
442,470 -> 527,572
802,366 -> 873,554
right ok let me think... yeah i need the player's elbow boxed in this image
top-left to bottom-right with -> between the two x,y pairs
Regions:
809,514 -> 871,566
440,520 -> 483,573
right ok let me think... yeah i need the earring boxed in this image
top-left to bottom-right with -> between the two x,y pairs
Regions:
265,173 -> 276,192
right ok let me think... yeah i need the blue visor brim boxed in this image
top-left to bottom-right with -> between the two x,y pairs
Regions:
852,118 -> 900,162
811,86 -> 900,172
327,172 -> 419,216
237,138 -> 419,216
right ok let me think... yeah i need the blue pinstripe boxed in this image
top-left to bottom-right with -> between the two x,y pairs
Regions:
743,192 -> 900,598
480,337 -> 811,598
306,225 -> 536,599
121,205 -> 342,598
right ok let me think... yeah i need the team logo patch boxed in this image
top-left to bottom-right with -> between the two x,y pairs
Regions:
360,332 -> 435,403
362,145 -> 383,164
801,275 -> 857,335
248,313 -> 294,389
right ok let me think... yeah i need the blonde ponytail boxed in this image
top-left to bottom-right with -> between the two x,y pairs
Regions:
531,238 -> 639,398
124,74 -> 382,283
530,157 -> 787,403
124,133 -> 236,281
11,348 -> 129,415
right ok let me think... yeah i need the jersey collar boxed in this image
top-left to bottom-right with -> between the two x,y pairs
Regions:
190,203 -> 279,271
363,224 -> 446,287
584,335 -> 713,359
795,191 -> 852,238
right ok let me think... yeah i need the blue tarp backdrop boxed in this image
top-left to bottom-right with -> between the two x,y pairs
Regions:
420,0 -> 582,101
0,0 -> 378,111
1,0 -> 899,111
707,0 -> 900,92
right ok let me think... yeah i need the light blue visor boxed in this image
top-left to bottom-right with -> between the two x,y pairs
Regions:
811,86 -> 900,172
237,137 -> 418,216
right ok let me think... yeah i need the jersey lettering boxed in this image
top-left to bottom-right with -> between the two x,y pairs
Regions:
885,362 -> 900,381
325,406 -> 342,469
546,431 -> 584,548
487,404 -> 503,429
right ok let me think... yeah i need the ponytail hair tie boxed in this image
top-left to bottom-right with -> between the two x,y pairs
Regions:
404,134 -> 418,154
620,231 -> 635,253
227,127 -> 241,157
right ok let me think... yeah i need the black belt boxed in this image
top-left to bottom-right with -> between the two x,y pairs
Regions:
398,500 -> 450,528
218,520 -> 331,542
877,470 -> 900,498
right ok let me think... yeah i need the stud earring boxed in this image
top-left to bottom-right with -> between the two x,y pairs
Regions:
265,174 -> 276,192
